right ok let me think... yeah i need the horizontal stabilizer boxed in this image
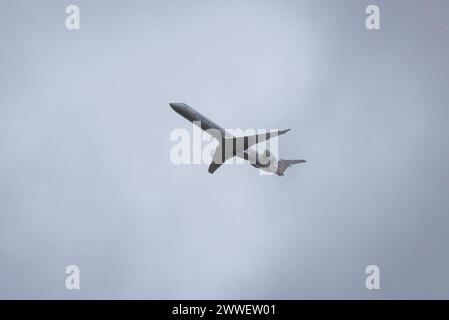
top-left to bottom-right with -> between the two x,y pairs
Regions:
276,159 -> 306,176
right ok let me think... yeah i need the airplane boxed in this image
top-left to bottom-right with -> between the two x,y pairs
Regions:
170,103 -> 306,176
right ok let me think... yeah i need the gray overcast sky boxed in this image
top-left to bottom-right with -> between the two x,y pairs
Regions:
1,0 -> 448,299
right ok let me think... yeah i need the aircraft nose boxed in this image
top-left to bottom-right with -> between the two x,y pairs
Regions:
170,103 -> 183,112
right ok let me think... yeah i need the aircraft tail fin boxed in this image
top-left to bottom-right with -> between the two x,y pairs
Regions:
276,159 -> 306,176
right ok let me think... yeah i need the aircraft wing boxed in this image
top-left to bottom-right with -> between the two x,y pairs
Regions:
231,129 -> 290,151
207,129 -> 290,174
208,139 -> 236,174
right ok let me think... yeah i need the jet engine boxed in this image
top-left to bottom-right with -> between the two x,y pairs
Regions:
257,149 -> 276,167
